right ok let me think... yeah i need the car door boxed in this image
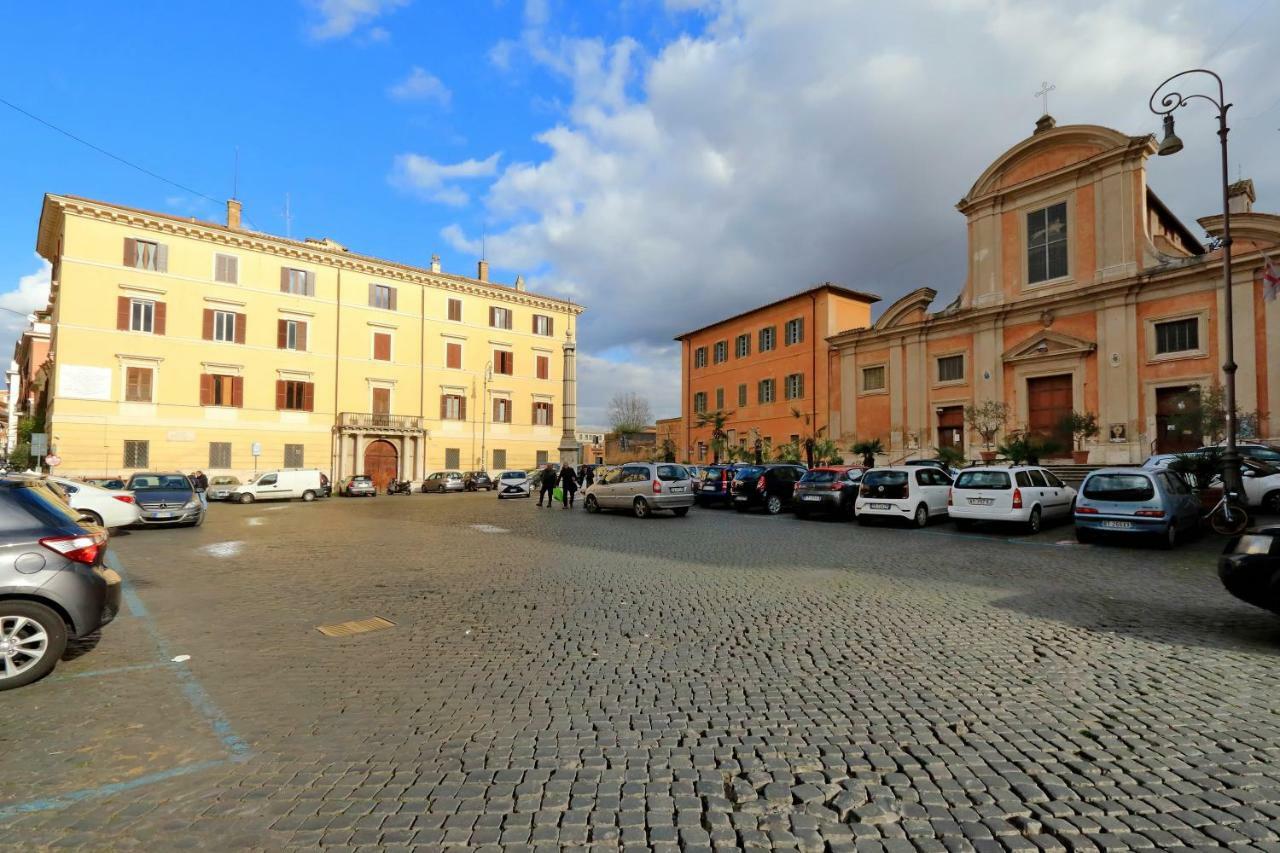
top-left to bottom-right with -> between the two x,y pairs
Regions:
1159,470 -> 1198,526
256,473 -> 280,499
928,469 -> 952,514
1025,468 -> 1051,515
1038,469 -> 1070,516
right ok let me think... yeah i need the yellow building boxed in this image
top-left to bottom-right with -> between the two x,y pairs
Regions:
34,194 -> 584,488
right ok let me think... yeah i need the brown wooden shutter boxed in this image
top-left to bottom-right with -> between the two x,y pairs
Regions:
280,268 -> 290,292
277,319 -> 288,349
153,301 -> 166,335
140,368 -> 153,402
199,373 -> 214,406
202,309 -> 214,340
275,380 -> 287,410
123,238 -> 136,267
532,315 -> 539,333
448,299 -> 461,321
440,395 -> 447,420
234,313 -> 246,344
230,376 -> 243,408
488,306 -> 496,327
374,333 -> 390,361
460,395 -> 466,421
306,271 -> 315,296
388,288 -> 397,311
155,244 -> 168,273
446,342 -> 460,369
303,382 -> 315,412
548,403 -> 553,426
117,296 -> 131,330
549,317 -> 554,337
297,322 -> 307,351
532,402 -> 538,425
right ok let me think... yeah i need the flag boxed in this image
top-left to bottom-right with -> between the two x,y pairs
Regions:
1265,254 -> 1280,303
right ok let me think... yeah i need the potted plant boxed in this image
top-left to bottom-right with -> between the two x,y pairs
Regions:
964,401 -> 1009,463
997,429 -> 1062,465
1061,411 -> 1100,464
935,445 -> 965,471
851,438 -> 884,468
1170,448 -> 1223,511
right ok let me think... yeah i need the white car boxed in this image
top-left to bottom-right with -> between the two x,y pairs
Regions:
48,477 -> 141,529
496,470 -> 532,499
855,465 -> 952,527
1146,454 -> 1280,513
947,466 -> 1076,533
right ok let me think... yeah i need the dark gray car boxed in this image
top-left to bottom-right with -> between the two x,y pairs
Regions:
125,472 -> 206,526
0,476 -> 121,689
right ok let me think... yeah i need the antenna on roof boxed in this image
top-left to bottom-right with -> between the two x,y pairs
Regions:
233,146 -> 240,199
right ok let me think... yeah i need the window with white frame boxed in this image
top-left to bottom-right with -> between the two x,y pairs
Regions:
784,317 -> 804,346
213,310 -> 236,342
784,373 -> 804,400
1155,318 -> 1199,355
694,347 -> 707,368
758,378 -> 776,404
1027,201 -> 1068,283
693,391 -> 707,413
130,299 -> 155,333
937,355 -> 964,383
713,341 -> 728,363
735,334 -> 750,358
759,326 -> 776,352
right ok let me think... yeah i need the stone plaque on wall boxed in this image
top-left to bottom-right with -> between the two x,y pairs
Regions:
58,365 -> 112,401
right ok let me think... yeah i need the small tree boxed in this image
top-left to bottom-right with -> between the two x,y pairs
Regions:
1169,448 -> 1222,491
696,409 -> 735,464
964,401 -> 1009,452
998,429 -> 1062,465
608,392 -> 652,436
935,445 -> 965,470
773,439 -> 802,463
1061,411 -> 1100,459
813,437 -> 841,465
851,438 -> 884,467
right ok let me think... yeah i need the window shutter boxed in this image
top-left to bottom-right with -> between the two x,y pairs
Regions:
202,309 -> 214,340
199,373 -> 213,406
141,368 -> 153,401
123,238 -> 136,267
277,319 -> 288,349
440,395 -> 447,420
548,403 -> 553,426
303,382 -> 314,412
532,315 -> 539,334
117,296 -> 130,330
549,317 -> 554,337
153,302 -> 166,335
235,313 -> 246,344
447,343 -> 460,369
489,306 -> 496,327
388,288 -> 397,311
275,380 -> 287,410
155,244 -> 168,273
280,268 -> 290,292
368,282 -> 376,306
231,376 -> 244,408
306,271 -> 315,296
297,322 -> 307,351
374,333 -> 390,361
532,402 -> 538,425
460,395 -> 467,421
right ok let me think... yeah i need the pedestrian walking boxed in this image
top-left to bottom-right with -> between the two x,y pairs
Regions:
192,470 -> 209,509
582,465 -> 595,488
559,465 -> 579,508
537,465 -> 557,507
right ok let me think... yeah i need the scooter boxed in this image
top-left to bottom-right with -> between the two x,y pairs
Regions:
386,479 -> 413,495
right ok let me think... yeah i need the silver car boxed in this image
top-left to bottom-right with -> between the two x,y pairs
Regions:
421,471 -> 465,493
583,462 -> 695,518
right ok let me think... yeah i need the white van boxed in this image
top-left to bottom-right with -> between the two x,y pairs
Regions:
230,469 -> 326,504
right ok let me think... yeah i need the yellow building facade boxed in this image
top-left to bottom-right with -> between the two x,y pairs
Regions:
35,195 -> 584,487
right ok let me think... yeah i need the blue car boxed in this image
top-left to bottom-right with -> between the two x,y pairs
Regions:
1074,467 -> 1200,548
695,464 -> 743,508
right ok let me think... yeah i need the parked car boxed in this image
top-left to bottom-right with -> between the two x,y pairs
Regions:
947,466 -> 1075,533
84,477 -> 126,490
903,459 -> 961,479
1199,442 -> 1280,466
48,476 -> 141,529
206,475 -> 242,501
338,475 -> 376,497
422,471 -> 465,493
1074,467 -> 1200,547
1218,527 -> 1280,614
463,471 -> 494,491
1145,454 -> 1280,514
231,469 -> 326,503
496,470 -> 531,499
125,472 -> 206,527
855,466 -> 952,527
696,464 -> 744,508
583,462 -> 694,518
793,466 -> 865,520
0,476 -> 121,690
731,464 -> 808,514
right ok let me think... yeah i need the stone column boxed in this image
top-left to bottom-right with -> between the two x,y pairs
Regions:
558,330 -> 581,468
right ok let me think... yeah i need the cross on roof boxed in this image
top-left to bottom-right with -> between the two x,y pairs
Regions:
1035,81 -> 1056,116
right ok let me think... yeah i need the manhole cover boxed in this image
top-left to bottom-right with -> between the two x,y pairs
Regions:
316,616 -> 396,638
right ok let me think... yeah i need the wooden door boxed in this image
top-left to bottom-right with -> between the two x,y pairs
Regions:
363,440 -> 398,493
1027,374 -> 1073,453
936,406 -> 964,452
1156,386 -> 1200,453
372,387 -> 390,427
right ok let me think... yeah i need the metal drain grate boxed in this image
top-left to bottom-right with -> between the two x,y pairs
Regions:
316,616 -> 396,638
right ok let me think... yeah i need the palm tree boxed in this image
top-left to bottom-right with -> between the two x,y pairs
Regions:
696,409 -> 735,464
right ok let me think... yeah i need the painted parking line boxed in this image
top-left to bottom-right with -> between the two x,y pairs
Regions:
0,760 -> 227,820
914,527 -> 1078,549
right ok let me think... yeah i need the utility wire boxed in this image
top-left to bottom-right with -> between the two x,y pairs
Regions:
0,95 -> 220,203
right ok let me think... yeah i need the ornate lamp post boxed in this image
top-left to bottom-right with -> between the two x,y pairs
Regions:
1149,68 -> 1243,502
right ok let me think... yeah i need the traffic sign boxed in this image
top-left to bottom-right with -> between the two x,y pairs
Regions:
251,442 -> 262,457
44,454 -> 61,467
30,433 -> 47,457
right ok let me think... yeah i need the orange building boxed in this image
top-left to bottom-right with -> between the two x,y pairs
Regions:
675,284 -> 878,462
829,116 -> 1280,463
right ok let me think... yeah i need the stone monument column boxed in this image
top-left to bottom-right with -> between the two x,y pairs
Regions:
558,329 -> 581,469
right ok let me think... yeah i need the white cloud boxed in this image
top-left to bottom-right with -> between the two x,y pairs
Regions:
577,345 -> 682,426
388,66 -> 452,105
305,0 -> 410,41
0,256 -> 52,370
388,152 -> 501,206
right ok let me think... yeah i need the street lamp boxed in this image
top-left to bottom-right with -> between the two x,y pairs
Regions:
1149,68 -> 1243,503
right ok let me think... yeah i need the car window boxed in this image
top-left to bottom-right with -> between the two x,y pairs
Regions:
1014,471 -> 1032,487
1083,474 -> 1155,502
0,483 -> 85,533
59,482 -> 80,495
1027,470 -> 1048,488
863,470 -> 908,487
1044,471 -> 1066,488
656,465 -> 687,482
622,466 -> 650,483
914,470 -> 930,485
954,471 -> 1011,490
802,470 -> 838,483
845,470 -> 864,482
735,466 -> 763,480
260,474 -> 278,485
1162,472 -> 1191,496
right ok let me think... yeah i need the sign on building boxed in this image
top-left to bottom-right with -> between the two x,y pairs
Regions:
29,433 -> 47,457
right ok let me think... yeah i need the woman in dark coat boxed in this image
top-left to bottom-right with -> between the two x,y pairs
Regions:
559,465 -> 579,508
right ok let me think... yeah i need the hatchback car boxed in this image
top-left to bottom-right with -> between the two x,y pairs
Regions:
422,471 -> 465,493
338,475 -> 376,497
206,475 -> 242,501
1218,527 -> 1280,614
1074,467 -> 1200,547
0,476 -> 121,690
947,466 -> 1076,533
855,466 -> 952,527
696,464 -> 744,508
496,470 -> 532,499
125,472 -> 205,527
48,476 -> 141,530
1199,442 -> 1280,466
731,464 -> 808,514
1145,454 -> 1280,513
583,463 -> 694,518
463,471 -> 494,491
793,466 -> 865,520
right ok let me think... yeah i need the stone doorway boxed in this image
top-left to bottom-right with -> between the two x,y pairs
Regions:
363,439 -> 398,493
936,406 -> 964,454
1027,374 -> 1073,453
1156,386 -> 1200,454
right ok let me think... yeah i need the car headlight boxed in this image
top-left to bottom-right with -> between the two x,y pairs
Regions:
183,499 -> 201,510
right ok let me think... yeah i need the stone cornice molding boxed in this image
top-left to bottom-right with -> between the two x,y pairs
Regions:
1001,330 -> 1097,364
872,287 -> 938,331
1197,211 -> 1280,247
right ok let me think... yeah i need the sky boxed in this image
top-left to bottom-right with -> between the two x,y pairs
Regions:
1,0 -> 1278,426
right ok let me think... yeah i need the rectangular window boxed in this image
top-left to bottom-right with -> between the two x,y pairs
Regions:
533,401 -> 553,426
490,306 -> 512,330
759,326 -> 776,352
446,342 -> 462,369
214,310 -> 237,343
369,284 -> 396,310
784,373 -> 804,400
441,394 -> 465,421
937,355 -> 964,383
284,444 -> 305,468
372,387 -> 391,415
715,387 -> 725,410
373,332 -> 392,361
494,350 -> 513,375
1027,201 -> 1068,284
131,299 -> 155,333
493,449 -> 507,470
862,365 -> 886,392
124,238 -> 165,271
214,253 -> 238,284
444,448 -> 461,469
278,380 -> 312,411
281,268 -> 315,296
536,450 -> 549,466
211,374 -> 238,407
532,314 -> 554,336
1155,318 -> 1199,355
738,384 -> 747,407
536,354 -> 550,380
278,319 -> 306,351
735,334 -> 750,359
209,442 -> 232,469
694,347 -> 708,369
493,398 -> 513,423
758,379 -> 776,404
693,391 -> 707,413
785,318 -> 804,346
125,366 -> 153,402
713,341 -> 728,364
447,298 -> 462,322
123,440 -> 149,468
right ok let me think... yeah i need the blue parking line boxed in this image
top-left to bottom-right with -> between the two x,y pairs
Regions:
915,528 -> 1077,549
0,760 -> 227,820
60,661 -> 172,680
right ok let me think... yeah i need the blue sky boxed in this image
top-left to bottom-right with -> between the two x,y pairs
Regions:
2,1 -> 1278,425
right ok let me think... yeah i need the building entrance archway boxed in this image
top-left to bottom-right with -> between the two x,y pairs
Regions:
363,439 -> 398,493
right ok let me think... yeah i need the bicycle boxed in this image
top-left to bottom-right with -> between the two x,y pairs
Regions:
1207,490 -> 1249,536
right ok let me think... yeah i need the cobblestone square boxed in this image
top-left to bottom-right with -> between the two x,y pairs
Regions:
4,494 -> 1280,851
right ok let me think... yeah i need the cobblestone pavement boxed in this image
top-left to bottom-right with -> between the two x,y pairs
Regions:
4,492 -> 1280,851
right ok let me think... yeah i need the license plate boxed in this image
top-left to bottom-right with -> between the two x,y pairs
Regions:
968,498 -> 994,506
734,496 -> 747,502
1102,520 -> 1133,529
670,486 -> 686,493
153,512 -> 174,519
802,495 -> 822,502
869,503 -> 891,511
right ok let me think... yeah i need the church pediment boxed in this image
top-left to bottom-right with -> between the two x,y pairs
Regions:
1002,330 -> 1097,363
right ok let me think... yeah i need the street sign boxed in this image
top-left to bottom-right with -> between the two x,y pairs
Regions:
44,454 -> 61,467
30,433 -> 47,457
251,442 -> 262,457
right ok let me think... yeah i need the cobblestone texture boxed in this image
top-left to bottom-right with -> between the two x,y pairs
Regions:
4,494 -> 1280,850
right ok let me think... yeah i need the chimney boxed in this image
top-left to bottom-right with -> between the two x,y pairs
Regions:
515,274 -> 526,292
1228,178 -> 1255,214
477,259 -> 489,282
1033,114 -> 1057,135
226,198 -> 242,229
430,254 -> 441,273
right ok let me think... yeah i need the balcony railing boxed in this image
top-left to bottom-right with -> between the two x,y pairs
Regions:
338,412 -> 425,431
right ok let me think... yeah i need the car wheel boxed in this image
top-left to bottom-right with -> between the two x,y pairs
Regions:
1075,526 -> 1095,544
0,601 -> 68,691
1026,507 -> 1042,535
913,504 -> 929,528
673,507 -> 689,517
1158,523 -> 1178,550
633,498 -> 651,519
238,493 -> 254,504
1265,490 -> 1280,515
765,495 -> 783,515
79,509 -> 104,528
301,490 -> 316,502
585,495 -> 600,514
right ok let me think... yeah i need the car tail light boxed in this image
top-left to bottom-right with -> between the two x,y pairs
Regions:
1135,509 -> 1166,518
1075,506 -> 1098,514
830,480 -> 843,491
860,484 -> 871,497
757,476 -> 766,491
721,471 -> 729,490
947,488 -> 953,506
1011,488 -> 1023,509
652,479 -> 662,494
40,533 -> 105,565
113,495 -> 136,504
